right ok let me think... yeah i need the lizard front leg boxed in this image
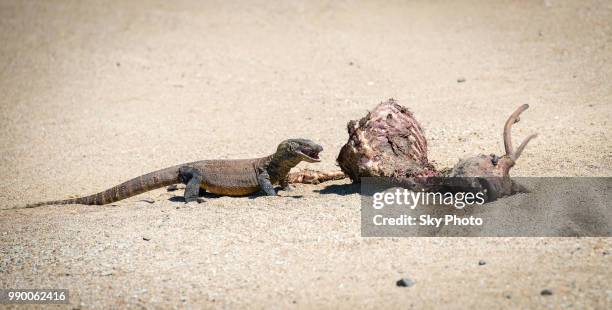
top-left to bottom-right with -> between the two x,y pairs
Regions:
179,166 -> 203,203
257,169 -> 276,196
280,175 -> 294,192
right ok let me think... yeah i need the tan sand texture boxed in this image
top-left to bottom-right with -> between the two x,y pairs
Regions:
1,0 -> 611,308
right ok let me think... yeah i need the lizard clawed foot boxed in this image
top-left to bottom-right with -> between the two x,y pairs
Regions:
281,184 -> 295,192
184,199 -> 206,206
184,196 -> 206,204
184,196 -> 198,203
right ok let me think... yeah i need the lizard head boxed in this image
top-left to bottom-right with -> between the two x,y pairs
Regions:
278,138 -> 323,163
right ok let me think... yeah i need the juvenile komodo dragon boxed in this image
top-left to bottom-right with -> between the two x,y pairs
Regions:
27,139 -> 324,207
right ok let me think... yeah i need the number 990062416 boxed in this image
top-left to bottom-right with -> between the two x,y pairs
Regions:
1,289 -> 69,304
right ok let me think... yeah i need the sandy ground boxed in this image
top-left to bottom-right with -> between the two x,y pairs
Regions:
1,0 -> 611,308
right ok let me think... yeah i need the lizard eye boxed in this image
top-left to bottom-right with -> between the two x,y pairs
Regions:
289,142 -> 298,152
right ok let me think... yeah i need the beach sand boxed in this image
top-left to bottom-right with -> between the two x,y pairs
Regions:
1,0 -> 610,308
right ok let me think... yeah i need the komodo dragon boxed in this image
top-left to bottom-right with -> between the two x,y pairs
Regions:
27,139 -> 323,207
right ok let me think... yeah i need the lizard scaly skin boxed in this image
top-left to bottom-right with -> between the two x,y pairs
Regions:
27,139 -> 323,206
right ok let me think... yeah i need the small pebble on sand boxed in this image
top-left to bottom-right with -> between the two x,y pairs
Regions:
396,278 -> 416,287
540,289 -> 553,296
478,260 -> 487,266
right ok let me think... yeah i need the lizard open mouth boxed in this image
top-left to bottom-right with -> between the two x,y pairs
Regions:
298,149 -> 321,161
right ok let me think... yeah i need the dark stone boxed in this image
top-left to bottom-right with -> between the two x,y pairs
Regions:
540,289 -> 553,296
396,278 -> 416,287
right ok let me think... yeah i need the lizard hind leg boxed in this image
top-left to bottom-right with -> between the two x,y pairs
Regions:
179,166 -> 204,203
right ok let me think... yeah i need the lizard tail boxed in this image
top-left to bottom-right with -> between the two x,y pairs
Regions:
26,165 -> 182,208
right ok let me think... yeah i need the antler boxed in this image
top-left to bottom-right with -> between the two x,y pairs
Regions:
503,104 -> 537,161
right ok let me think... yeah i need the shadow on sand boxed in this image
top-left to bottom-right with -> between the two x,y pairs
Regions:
314,183 -> 360,196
